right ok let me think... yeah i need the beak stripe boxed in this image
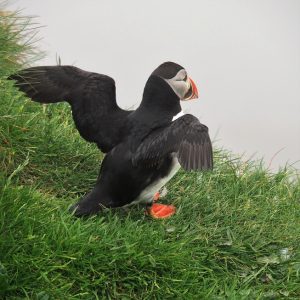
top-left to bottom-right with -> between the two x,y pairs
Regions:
189,77 -> 198,99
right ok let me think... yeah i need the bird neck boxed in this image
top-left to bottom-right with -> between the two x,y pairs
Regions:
136,76 -> 181,124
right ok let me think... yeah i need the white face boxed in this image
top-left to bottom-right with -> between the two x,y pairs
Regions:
164,69 -> 191,100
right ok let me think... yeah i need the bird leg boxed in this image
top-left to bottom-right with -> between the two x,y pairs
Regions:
153,192 -> 160,202
153,187 -> 169,202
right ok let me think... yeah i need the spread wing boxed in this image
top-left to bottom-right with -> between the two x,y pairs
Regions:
132,114 -> 213,171
9,65 -> 130,152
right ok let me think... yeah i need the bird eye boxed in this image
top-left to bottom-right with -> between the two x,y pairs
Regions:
176,74 -> 187,81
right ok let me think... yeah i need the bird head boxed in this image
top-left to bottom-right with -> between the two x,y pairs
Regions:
151,61 -> 199,101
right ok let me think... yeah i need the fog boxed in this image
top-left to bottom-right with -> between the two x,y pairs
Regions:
9,0 -> 300,171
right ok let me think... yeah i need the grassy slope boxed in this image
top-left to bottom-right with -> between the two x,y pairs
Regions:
1,9 -> 300,300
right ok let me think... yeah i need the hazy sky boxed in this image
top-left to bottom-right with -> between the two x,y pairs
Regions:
9,0 -> 300,170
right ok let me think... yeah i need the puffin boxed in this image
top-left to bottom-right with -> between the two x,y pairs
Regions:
9,61 -> 213,219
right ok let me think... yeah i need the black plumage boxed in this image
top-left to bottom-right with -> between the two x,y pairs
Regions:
9,66 -> 130,152
9,62 -> 213,217
132,114 -> 212,171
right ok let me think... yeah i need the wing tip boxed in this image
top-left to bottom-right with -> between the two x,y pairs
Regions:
178,140 -> 213,172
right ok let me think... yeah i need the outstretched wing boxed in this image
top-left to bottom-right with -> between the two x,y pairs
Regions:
132,114 -> 213,171
9,66 -> 130,152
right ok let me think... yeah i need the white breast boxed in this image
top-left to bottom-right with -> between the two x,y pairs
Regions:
129,155 -> 181,206
172,110 -> 185,121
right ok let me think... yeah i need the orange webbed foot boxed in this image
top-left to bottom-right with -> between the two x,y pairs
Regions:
146,203 -> 176,219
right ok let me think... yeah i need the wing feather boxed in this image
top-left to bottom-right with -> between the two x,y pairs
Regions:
9,66 -> 130,152
132,114 -> 213,171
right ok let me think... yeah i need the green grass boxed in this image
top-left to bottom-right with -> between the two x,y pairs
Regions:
1,6 -> 300,299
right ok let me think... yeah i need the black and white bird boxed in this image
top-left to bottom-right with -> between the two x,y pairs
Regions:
9,62 -> 213,218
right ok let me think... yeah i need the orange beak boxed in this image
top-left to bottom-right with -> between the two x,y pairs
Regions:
188,77 -> 199,100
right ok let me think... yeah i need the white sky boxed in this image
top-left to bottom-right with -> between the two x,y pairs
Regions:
9,0 -> 300,171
